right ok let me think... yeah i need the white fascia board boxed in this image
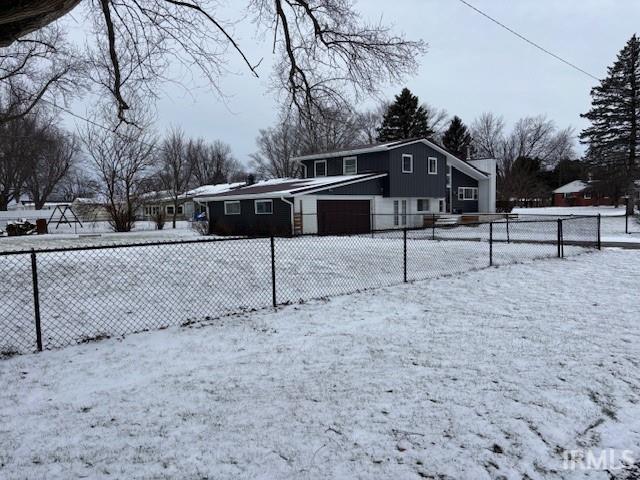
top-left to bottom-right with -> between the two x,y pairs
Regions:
292,145 -> 390,161
296,173 -> 387,195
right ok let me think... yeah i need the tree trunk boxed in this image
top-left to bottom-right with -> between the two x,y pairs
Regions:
0,195 -> 8,211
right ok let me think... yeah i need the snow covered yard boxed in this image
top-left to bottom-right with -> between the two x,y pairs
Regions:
1,249 -> 639,479
1,234 -> 590,353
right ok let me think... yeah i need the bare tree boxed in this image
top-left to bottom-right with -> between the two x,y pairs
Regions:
0,24 -> 82,124
81,110 -> 156,231
251,118 -> 301,178
187,138 -> 240,186
1,1 -> 425,125
23,126 -> 78,209
158,128 -> 191,228
422,102 -> 449,139
296,107 -> 361,154
471,113 -> 575,202
57,168 -> 99,201
0,114 -> 39,210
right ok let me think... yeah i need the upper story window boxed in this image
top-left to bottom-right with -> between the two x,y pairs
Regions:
402,154 -> 413,173
446,165 -> 452,187
314,159 -> 327,177
458,187 -> 478,201
224,200 -> 241,215
255,199 -> 273,214
343,156 -> 357,175
428,157 -> 438,175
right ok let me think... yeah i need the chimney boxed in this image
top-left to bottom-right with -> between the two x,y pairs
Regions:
246,174 -> 256,186
465,145 -> 471,160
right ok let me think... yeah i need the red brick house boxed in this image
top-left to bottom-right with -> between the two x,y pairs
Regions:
552,180 -> 620,207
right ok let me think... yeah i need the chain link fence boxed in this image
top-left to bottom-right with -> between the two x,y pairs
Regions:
0,215 -> 600,356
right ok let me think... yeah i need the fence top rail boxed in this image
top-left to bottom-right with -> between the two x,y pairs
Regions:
0,215 -> 599,256
0,235 -> 257,257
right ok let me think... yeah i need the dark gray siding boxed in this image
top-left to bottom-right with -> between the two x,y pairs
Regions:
208,198 -> 292,236
451,169 -> 479,213
387,143 -> 447,197
313,176 -> 387,195
300,142 -> 452,198
301,150 -> 389,178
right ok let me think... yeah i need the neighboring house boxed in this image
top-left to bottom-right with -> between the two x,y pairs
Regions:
71,197 -> 111,221
551,180 -> 640,207
8,195 -> 71,211
140,183 -> 245,221
197,138 -> 497,236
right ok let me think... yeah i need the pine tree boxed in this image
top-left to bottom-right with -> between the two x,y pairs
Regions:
442,116 -> 473,158
580,35 -> 640,187
377,88 -> 433,142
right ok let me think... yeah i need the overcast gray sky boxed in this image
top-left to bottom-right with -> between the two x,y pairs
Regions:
64,0 -> 640,167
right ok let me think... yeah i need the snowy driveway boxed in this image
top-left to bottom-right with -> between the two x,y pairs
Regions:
1,249 -> 639,479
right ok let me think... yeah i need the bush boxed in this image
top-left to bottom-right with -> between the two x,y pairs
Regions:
191,220 -> 209,235
152,211 -> 166,230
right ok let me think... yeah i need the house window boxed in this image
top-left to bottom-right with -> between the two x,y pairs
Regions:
314,160 -> 327,177
144,206 -> 160,216
439,199 -> 445,212
255,199 -> 273,214
224,201 -> 241,215
446,165 -> 452,188
177,205 -> 183,215
393,200 -> 399,226
428,157 -> 438,175
458,187 -> 478,201
402,154 -> 413,173
584,191 -> 592,200
166,205 -> 175,215
417,198 -> 430,212
563,192 -> 572,199
343,156 -> 357,175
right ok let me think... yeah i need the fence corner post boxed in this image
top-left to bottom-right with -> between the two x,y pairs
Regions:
403,228 -> 408,283
270,236 -> 277,308
597,214 -> 602,250
489,222 -> 493,267
30,249 -> 43,352
506,213 -> 510,244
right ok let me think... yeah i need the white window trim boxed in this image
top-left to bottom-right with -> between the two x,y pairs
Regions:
224,200 -> 241,215
314,159 -> 327,177
402,154 -> 413,173
458,187 -> 478,201
428,157 -> 438,175
343,156 -> 357,175
254,199 -> 273,215
584,191 -> 592,199
416,198 -> 430,212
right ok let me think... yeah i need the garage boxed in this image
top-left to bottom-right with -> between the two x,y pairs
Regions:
317,199 -> 371,235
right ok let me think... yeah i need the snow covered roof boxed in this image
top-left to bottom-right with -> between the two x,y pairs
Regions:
186,183 -> 245,198
553,180 -> 589,194
196,173 -> 387,201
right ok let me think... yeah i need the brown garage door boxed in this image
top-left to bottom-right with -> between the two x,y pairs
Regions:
317,199 -> 371,235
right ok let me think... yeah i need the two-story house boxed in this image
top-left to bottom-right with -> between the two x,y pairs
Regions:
197,138 -> 496,236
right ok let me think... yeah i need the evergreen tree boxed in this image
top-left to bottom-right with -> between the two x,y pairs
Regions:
580,35 -> 640,190
442,116 -> 473,158
377,88 -> 433,141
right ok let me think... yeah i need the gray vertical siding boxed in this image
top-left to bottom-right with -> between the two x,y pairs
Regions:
451,169 -> 479,213
300,143 -> 447,198
208,198 -> 293,236
387,143 -> 447,198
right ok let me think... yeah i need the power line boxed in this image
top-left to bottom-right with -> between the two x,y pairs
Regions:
457,0 -> 600,81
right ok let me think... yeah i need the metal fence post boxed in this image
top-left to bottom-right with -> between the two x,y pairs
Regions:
557,219 -> 562,258
506,213 -> 510,244
30,250 -> 43,352
403,228 -> 407,283
626,204 -> 629,234
597,214 -> 602,250
270,236 -> 277,308
489,222 -> 493,267
560,219 -> 565,258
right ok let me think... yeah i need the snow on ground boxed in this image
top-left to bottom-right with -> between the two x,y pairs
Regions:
0,233 -> 590,353
0,221 -> 201,252
513,207 -> 640,242
1,249 -> 639,479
